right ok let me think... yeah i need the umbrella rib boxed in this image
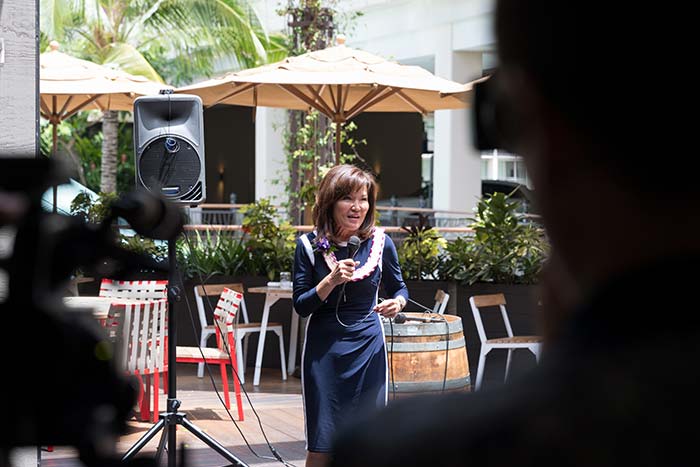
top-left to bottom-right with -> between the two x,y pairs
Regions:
39,97 -> 53,119
328,85 -> 338,113
62,94 -> 104,120
340,85 -> 350,117
395,90 -> 427,114
212,83 -> 258,106
58,95 -> 75,119
336,85 -> 343,115
345,87 -> 400,121
305,85 -> 336,117
344,86 -> 385,119
278,84 -> 335,120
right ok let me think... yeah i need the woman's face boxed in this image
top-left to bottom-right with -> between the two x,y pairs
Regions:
333,186 -> 369,237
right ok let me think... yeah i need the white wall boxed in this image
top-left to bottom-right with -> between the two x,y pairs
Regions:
255,107 -> 288,204
0,0 -> 38,157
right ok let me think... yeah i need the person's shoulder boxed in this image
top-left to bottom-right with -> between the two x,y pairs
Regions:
296,231 -> 316,246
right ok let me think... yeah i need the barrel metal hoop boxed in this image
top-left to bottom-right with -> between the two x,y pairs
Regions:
392,375 -> 471,392
388,337 -> 466,352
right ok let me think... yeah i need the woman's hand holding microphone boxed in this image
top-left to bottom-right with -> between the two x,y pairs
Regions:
316,258 -> 359,301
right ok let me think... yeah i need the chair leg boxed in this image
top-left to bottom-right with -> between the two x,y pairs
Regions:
275,330 -> 287,381
134,373 -> 145,418
243,335 -> 250,369
475,350 -> 487,391
236,336 -> 246,385
153,369 -> 160,423
230,351 -> 245,421
197,333 -> 209,378
141,374 -> 151,421
505,349 -> 513,383
220,363 -> 231,410
531,344 -> 542,363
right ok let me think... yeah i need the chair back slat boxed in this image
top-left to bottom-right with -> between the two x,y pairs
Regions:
213,288 -> 243,352
100,279 -> 168,301
433,289 -> 450,314
471,293 -> 506,308
194,283 -> 249,328
118,299 -> 168,374
195,283 -> 244,297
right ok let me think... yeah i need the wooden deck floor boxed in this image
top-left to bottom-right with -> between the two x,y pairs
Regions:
39,348 -> 534,467
41,364 -> 306,467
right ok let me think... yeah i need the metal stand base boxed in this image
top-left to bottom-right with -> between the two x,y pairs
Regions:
121,400 -> 246,466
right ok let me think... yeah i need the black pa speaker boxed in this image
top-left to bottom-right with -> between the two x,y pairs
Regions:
133,93 -> 206,204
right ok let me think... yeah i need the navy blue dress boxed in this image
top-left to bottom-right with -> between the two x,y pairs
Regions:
293,229 -> 408,452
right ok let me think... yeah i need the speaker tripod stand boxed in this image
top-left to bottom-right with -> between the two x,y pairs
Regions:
121,238 -> 248,467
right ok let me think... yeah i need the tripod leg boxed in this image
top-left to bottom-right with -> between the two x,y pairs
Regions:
121,418 -> 165,462
154,423 -> 168,465
180,417 -> 248,467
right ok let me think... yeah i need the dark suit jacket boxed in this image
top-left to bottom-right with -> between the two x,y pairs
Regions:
331,255 -> 700,466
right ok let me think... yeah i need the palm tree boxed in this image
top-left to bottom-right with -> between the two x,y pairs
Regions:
41,0 -> 287,193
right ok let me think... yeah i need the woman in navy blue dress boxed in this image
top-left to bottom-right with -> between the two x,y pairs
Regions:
293,165 -> 409,467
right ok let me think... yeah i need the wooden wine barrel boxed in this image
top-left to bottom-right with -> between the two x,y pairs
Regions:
383,313 -> 471,394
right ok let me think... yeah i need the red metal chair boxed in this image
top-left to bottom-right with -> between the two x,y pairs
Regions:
176,287 -> 245,421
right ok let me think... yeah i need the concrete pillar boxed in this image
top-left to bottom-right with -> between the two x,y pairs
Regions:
0,0 -> 38,157
255,107 -> 288,205
433,50 -> 483,214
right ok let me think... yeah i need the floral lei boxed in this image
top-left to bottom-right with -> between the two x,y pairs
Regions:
318,228 -> 385,282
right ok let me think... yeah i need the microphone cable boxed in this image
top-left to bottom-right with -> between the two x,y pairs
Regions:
334,236 -> 375,329
179,232 -> 297,467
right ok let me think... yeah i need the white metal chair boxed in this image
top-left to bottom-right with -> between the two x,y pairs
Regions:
433,289 -> 450,314
469,293 -> 542,390
117,298 -> 168,423
194,283 -> 286,384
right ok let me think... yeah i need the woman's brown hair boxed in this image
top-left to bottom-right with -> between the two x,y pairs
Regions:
312,164 -> 377,241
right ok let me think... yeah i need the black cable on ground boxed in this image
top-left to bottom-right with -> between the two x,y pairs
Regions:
179,233 -> 297,467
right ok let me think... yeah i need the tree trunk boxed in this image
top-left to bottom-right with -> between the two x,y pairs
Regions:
100,110 -> 119,194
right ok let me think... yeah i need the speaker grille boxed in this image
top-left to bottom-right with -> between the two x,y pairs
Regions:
138,135 -> 202,201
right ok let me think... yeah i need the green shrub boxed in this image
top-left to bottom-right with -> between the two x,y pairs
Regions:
440,192 -> 548,284
398,215 -> 447,280
177,230 -> 247,280
239,198 -> 296,280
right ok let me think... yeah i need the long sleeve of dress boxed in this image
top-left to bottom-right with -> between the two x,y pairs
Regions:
293,237 -> 323,317
382,236 -> 409,302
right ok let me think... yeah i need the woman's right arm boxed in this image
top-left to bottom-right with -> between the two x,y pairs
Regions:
293,237 -> 356,316
293,238 -> 323,317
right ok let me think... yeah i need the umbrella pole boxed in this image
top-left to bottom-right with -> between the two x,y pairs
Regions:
335,122 -> 342,165
52,120 -> 58,213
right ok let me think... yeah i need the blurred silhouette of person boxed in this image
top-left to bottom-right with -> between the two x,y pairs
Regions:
330,1 -> 699,466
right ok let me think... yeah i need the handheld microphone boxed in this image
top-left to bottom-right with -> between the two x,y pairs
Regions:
341,235 -> 361,300
393,312 -> 407,324
393,312 -> 442,324
347,235 -> 361,259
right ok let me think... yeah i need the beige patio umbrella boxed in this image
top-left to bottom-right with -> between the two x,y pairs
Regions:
40,41 -> 170,210
177,36 -> 472,162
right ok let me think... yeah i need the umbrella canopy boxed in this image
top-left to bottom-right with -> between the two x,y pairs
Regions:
40,41 -> 170,127
177,36 -> 472,160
